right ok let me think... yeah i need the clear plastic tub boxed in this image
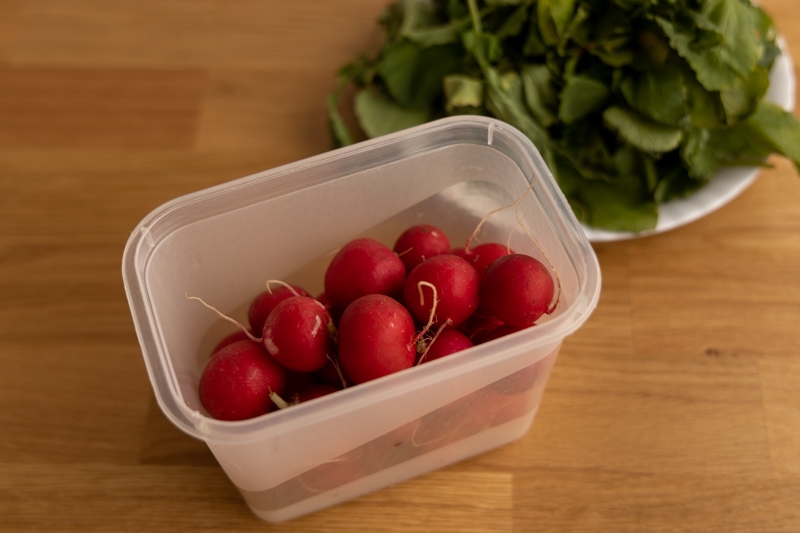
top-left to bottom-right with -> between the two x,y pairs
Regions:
122,116 -> 601,522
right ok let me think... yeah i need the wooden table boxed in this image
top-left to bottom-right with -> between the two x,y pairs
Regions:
2,1 -> 799,531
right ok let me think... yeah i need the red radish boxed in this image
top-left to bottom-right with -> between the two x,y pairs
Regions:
454,242 -> 513,276
294,383 -> 340,403
458,312 -> 504,341
337,294 -> 417,384
316,357 -> 349,389
262,296 -> 335,373
210,329 -> 253,355
480,253 -> 555,327
283,369 -> 320,399
316,291 -> 333,314
403,254 -> 480,328
420,328 -> 473,363
248,283 -> 310,334
393,224 -> 451,272
316,291 -> 344,325
324,237 -> 406,311
472,323 -> 529,344
199,340 -> 287,421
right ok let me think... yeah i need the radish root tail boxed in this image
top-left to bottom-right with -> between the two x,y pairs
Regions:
416,319 -> 452,365
326,354 -> 349,390
513,200 -> 563,315
185,293 -> 261,342
395,246 -> 413,258
269,388 -> 292,410
265,279 -> 302,297
412,281 -> 439,346
464,175 -> 535,252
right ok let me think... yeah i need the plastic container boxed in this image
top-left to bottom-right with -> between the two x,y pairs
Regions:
122,116 -> 601,522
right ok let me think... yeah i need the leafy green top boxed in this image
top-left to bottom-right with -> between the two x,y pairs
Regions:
328,0 -> 800,232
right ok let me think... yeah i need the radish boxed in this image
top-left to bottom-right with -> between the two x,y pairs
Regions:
283,369 -> 320,399
403,254 -> 480,328
419,328 -> 473,364
316,291 -> 345,325
316,357 -> 349,389
324,237 -> 406,311
480,253 -> 555,327
294,383 -> 340,403
248,283 -> 310,334
453,242 -> 513,276
472,323 -> 529,345
210,329 -> 253,355
337,294 -> 417,384
262,296 -> 336,373
393,224 -> 451,272
199,339 -> 287,421
458,312 -> 504,341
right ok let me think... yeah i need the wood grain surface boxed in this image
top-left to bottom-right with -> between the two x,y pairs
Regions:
2,1 -> 799,531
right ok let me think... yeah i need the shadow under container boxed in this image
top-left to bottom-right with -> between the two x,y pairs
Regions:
122,116 -> 602,522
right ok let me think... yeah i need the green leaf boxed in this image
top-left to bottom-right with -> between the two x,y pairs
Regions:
378,41 -> 420,106
484,68 -> 549,147
653,155 -> 708,203
603,105 -> 683,153
619,62 -> 688,126
579,179 -> 659,233
405,22 -> 467,47
326,94 -> 355,147
485,0 -> 527,5
552,153 -> 658,232
523,18 -> 547,56
742,100 -> 800,168
690,100 -> 800,173
521,64 -> 558,127
398,0 -> 468,47
379,41 -> 462,109
558,74 -> 611,124
694,0 -> 762,77
637,29 -> 671,66
397,0 -> 438,38
462,30 -> 504,66
495,5 -> 529,40
653,0 -> 764,92
537,0 -> 576,46
653,17 -> 732,91
682,62 -> 726,129
718,65 -> 770,123
681,128 -> 720,179
354,89 -> 429,138
443,74 -> 484,112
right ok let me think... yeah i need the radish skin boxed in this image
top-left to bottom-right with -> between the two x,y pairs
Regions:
393,224 -> 451,272
419,328 -> 473,364
199,340 -> 287,421
453,242 -> 513,276
248,284 -> 310,334
337,294 -> 417,384
480,254 -> 555,327
261,296 -> 335,373
403,254 -> 480,328
324,238 -> 406,311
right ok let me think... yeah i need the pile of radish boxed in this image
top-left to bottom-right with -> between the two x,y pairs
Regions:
196,223 -> 557,421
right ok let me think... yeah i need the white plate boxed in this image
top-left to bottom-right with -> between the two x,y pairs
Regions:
583,37 -> 796,243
